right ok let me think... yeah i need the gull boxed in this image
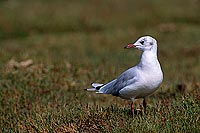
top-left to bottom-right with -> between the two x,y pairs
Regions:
86,36 -> 163,116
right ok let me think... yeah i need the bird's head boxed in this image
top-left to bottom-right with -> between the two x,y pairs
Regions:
124,36 -> 157,52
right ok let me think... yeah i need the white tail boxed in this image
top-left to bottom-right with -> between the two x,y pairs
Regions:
86,88 -> 97,91
85,83 -> 104,92
85,79 -> 117,94
92,83 -> 104,88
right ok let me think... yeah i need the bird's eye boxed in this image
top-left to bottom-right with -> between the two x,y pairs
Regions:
140,40 -> 144,45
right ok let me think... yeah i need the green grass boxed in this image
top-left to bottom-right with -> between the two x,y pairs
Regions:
0,0 -> 200,132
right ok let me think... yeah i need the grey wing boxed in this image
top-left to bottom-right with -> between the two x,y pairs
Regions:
105,67 -> 138,96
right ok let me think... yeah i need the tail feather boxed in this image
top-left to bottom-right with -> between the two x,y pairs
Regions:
85,83 -> 104,92
85,80 -> 117,94
96,91 -> 104,94
91,83 -> 104,88
91,83 -> 104,90
86,88 -> 97,91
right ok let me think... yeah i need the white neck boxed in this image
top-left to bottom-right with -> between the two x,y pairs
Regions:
138,45 -> 160,70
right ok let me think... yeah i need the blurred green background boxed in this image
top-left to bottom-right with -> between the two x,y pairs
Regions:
0,0 -> 200,132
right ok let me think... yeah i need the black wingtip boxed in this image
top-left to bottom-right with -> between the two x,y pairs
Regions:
96,85 -> 104,90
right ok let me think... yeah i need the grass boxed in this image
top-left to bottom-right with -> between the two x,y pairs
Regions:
0,0 -> 200,132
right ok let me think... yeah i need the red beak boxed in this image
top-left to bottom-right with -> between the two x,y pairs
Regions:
124,44 -> 136,49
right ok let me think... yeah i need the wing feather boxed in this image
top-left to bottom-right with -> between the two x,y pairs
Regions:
104,67 -> 138,96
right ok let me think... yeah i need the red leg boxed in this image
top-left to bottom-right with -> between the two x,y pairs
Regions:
131,98 -> 135,117
131,102 -> 134,116
143,98 -> 147,114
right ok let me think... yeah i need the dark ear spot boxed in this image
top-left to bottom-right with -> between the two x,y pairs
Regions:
150,42 -> 153,45
140,40 -> 145,45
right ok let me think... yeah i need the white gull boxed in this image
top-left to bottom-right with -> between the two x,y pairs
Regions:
86,36 -> 163,116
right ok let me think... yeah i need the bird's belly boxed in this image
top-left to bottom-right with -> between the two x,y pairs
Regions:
119,86 -> 156,99
119,77 -> 162,99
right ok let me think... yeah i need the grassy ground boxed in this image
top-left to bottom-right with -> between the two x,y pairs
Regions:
0,0 -> 200,132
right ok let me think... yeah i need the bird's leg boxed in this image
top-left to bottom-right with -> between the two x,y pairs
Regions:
131,98 -> 135,117
131,102 -> 134,117
143,98 -> 147,114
